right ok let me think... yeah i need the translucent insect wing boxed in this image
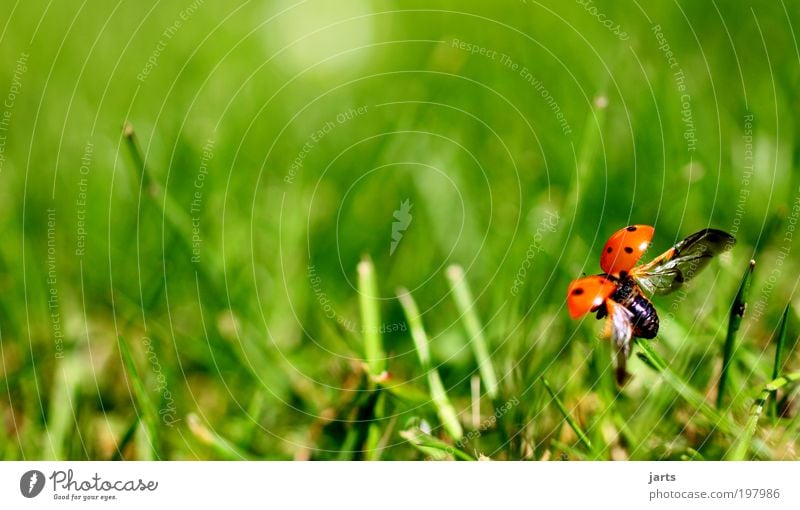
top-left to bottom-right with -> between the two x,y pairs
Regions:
634,229 -> 735,295
606,301 -> 634,385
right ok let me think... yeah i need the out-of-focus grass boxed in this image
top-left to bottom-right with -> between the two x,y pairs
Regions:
446,264 -> 499,400
118,336 -> 161,460
728,371 -> 800,461
0,0 -> 799,461
398,287 -> 463,441
542,378 -> 592,451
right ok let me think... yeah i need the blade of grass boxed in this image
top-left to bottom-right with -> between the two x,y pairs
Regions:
635,339 -> 667,371
123,122 -> 224,278
118,336 -> 160,459
45,354 -> 86,460
187,413 -> 252,460
334,368 -> 385,460
551,439 -> 591,460
123,122 -> 187,236
680,448 -> 705,461
717,259 -> 755,408
110,417 -> 139,461
134,423 -> 154,461
337,423 -> 360,461
770,305 -> 790,419
634,337 -> 770,457
398,288 -> 463,441
357,257 -> 387,458
636,338 -> 717,420
122,121 -> 152,190
608,411 -> 637,458
400,426 -> 474,461
364,391 -> 386,460
446,265 -> 499,399
416,441 -> 474,460
542,378 -> 592,450
727,371 -> 800,460
397,288 -> 431,368
376,377 -> 431,404
373,414 -> 399,459
358,256 -> 385,377
427,372 -> 464,441
241,391 -> 266,445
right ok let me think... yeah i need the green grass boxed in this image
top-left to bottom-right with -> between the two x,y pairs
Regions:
358,256 -> 386,379
398,287 -> 463,441
118,336 -> 161,460
186,413 -> 252,460
771,305 -> 790,419
542,378 -> 592,451
0,0 -> 799,461
728,371 -> 800,460
717,259 -> 756,408
446,264 -> 499,400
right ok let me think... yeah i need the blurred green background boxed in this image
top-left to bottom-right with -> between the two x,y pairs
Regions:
1,0 -> 799,460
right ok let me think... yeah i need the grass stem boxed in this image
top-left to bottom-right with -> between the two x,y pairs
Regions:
770,305 -> 790,419
446,265 -> 499,399
727,371 -> 800,460
542,378 -> 592,450
398,288 -> 463,441
717,259 -> 755,408
358,256 -> 385,377
118,336 -> 161,459
634,337 -> 769,457
187,413 -> 252,460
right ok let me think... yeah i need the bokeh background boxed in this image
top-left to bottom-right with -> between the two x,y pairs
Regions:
1,0 -> 799,460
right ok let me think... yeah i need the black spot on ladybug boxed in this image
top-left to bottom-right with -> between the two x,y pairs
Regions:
606,247 -> 613,253
626,226 -> 637,232
619,270 -> 629,279
571,288 -> 585,296
624,246 -> 634,254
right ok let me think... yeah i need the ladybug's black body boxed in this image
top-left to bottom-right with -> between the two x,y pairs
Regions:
595,274 -> 659,339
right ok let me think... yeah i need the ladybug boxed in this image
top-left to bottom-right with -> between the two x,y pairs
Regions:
567,225 -> 735,384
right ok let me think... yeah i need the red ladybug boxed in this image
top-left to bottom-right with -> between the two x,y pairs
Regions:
567,225 -> 735,384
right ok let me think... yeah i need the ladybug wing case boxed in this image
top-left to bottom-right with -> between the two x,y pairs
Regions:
599,225 -> 655,276
566,276 -> 617,319
568,276 -> 634,384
